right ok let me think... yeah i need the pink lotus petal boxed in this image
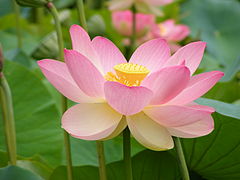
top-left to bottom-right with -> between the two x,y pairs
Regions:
167,115 -> 214,138
112,10 -> 132,37
144,104 -> 214,127
142,65 -> 190,105
70,25 -> 103,73
37,59 -> 99,103
168,25 -> 190,42
127,112 -> 174,151
164,41 -> 206,75
153,19 -> 190,43
169,43 -> 181,53
91,36 -> 127,74
129,38 -> 170,72
62,103 -> 123,140
167,71 -> 224,105
103,116 -> 127,140
188,104 -> 215,112
162,19 -> 175,29
104,81 -> 153,116
112,10 -> 155,37
108,0 -> 133,11
64,49 -> 105,98
143,0 -> 174,6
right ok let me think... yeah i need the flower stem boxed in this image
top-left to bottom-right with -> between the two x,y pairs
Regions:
123,127 -> 133,180
130,5 -> 137,49
173,137 -> 190,180
76,0 -> 88,31
13,0 -> 22,49
122,6 -> 136,180
46,2 -> 64,61
76,1 -> 108,179
126,5 -> 137,61
0,75 -> 17,165
46,3 -> 73,180
62,96 -> 73,180
35,8 -> 44,24
96,141 -> 107,180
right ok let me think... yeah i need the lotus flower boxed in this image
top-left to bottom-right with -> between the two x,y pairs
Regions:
108,0 -> 174,16
152,19 -> 190,52
38,25 -> 224,150
112,10 -> 155,37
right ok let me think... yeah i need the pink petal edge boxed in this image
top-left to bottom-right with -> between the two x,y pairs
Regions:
167,71 -> 224,105
104,81 -> 153,116
37,59 -> 99,103
64,49 -> 105,98
62,103 -> 123,140
91,36 -> 127,74
142,65 -> 190,105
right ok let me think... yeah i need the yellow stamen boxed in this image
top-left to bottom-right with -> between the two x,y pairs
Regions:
158,24 -> 168,36
105,63 -> 150,86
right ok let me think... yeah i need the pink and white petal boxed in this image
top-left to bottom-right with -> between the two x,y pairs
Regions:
70,25 -> 103,72
170,25 -> 190,42
188,104 -> 215,112
144,0 -> 173,6
102,116 -> 127,140
142,65 -> 190,105
91,36 -> 127,74
108,0 -> 133,11
167,71 -> 224,105
38,59 -> 98,103
167,115 -> 214,138
104,81 -> 153,116
129,38 -> 170,72
164,41 -> 206,75
162,19 -> 175,31
169,43 -> 181,53
144,104 -> 214,127
127,112 -> 174,151
62,103 -> 123,140
64,49 -> 105,97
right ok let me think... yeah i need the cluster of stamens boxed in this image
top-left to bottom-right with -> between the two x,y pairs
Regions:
105,63 -> 150,86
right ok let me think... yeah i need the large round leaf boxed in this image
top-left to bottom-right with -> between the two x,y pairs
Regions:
0,166 -> 42,180
182,112 -> 240,179
50,150 -> 179,180
0,61 -> 63,167
181,0 -> 240,74
69,136 -> 145,166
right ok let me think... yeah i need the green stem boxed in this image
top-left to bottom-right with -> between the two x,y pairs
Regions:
35,8 -> 44,24
62,96 -> 73,180
46,2 -> 64,61
75,1 -> 107,179
130,5 -> 137,49
126,5 -> 137,61
64,131 -> 73,180
0,75 -> 17,165
173,137 -> 190,180
46,3 -> 73,180
122,6 -> 136,179
13,0 -> 22,49
123,127 -> 133,180
96,141 -> 107,180
76,0 -> 88,31
86,0 -> 94,9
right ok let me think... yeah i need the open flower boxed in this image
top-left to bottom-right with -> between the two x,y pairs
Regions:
112,10 -> 155,37
152,19 -> 190,52
38,25 -> 223,150
108,0 -> 174,16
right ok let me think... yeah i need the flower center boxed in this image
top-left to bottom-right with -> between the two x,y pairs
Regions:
105,63 -> 150,86
158,24 -> 168,36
